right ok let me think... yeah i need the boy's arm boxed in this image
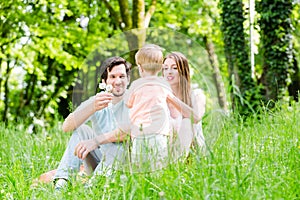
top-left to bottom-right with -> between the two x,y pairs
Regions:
124,80 -> 137,108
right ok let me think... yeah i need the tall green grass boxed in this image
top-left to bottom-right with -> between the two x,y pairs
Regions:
0,102 -> 299,199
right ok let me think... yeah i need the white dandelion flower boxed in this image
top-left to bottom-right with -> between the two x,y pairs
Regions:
99,82 -> 106,90
106,84 -> 113,92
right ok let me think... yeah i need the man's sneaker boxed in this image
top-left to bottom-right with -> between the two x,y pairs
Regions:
54,178 -> 68,191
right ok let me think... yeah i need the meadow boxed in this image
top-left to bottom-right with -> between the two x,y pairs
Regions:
0,102 -> 299,199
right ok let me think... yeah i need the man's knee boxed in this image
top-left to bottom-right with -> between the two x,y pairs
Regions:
75,124 -> 95,140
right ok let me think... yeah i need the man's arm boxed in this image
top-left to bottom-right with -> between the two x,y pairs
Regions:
62,92 -> 113,132
74,128 -> 128,160
95,128 -> 128,145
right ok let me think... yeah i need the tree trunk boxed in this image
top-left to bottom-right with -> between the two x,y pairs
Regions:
118,0 -> 156,80
132,0 -> 145,28
2,61 -> 12,122
288,56 -> 300,101
204,36 -> 228,112
118,0 -> 132,29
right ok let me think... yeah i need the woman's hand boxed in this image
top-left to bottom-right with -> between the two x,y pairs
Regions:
74,139 -> 98,160
168,103 -> 181,119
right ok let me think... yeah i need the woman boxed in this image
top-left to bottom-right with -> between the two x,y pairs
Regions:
163,52 -> 206,151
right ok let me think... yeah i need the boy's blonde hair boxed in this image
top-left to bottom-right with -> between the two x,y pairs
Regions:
135,44 -> 163,74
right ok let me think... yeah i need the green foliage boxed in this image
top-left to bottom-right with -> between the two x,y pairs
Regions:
220,0 -> 250,79
2,0 -> 221,125
153,0 -> 224,59
1,0 -> 299,125
0,102 -> 299,199
257,0 -> 295,102
0,0 -> 118,125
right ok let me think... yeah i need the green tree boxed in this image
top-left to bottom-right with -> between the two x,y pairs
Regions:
288,2 -> 300,101
220,0 -> 260,114
0,0 -> 160,125
102,0 -> 158,72
0,0 -> 113,125
1,0 -> 299,126
152,0 -> 228,111
257,0 -> 295,104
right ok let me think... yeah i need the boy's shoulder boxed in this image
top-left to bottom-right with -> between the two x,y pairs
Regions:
129,76 -> 171,91
155,76 -> 170,86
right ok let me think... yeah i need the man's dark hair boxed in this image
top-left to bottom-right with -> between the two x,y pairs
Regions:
100,56 -> 131,82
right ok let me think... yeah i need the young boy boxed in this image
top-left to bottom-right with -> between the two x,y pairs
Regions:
125,44 -> 172,137
123,44 -> 174,170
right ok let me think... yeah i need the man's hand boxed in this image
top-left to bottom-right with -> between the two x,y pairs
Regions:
74,139 -> 98,160
94,92 -> 113,111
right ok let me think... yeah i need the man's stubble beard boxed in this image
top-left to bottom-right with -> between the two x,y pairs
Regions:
112,90 -> 126,97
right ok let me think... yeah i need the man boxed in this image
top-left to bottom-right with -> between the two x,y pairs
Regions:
54,56 -> 131,189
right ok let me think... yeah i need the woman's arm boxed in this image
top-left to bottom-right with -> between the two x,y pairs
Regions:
167,89 -> 206,123
191,89 -> 206,122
